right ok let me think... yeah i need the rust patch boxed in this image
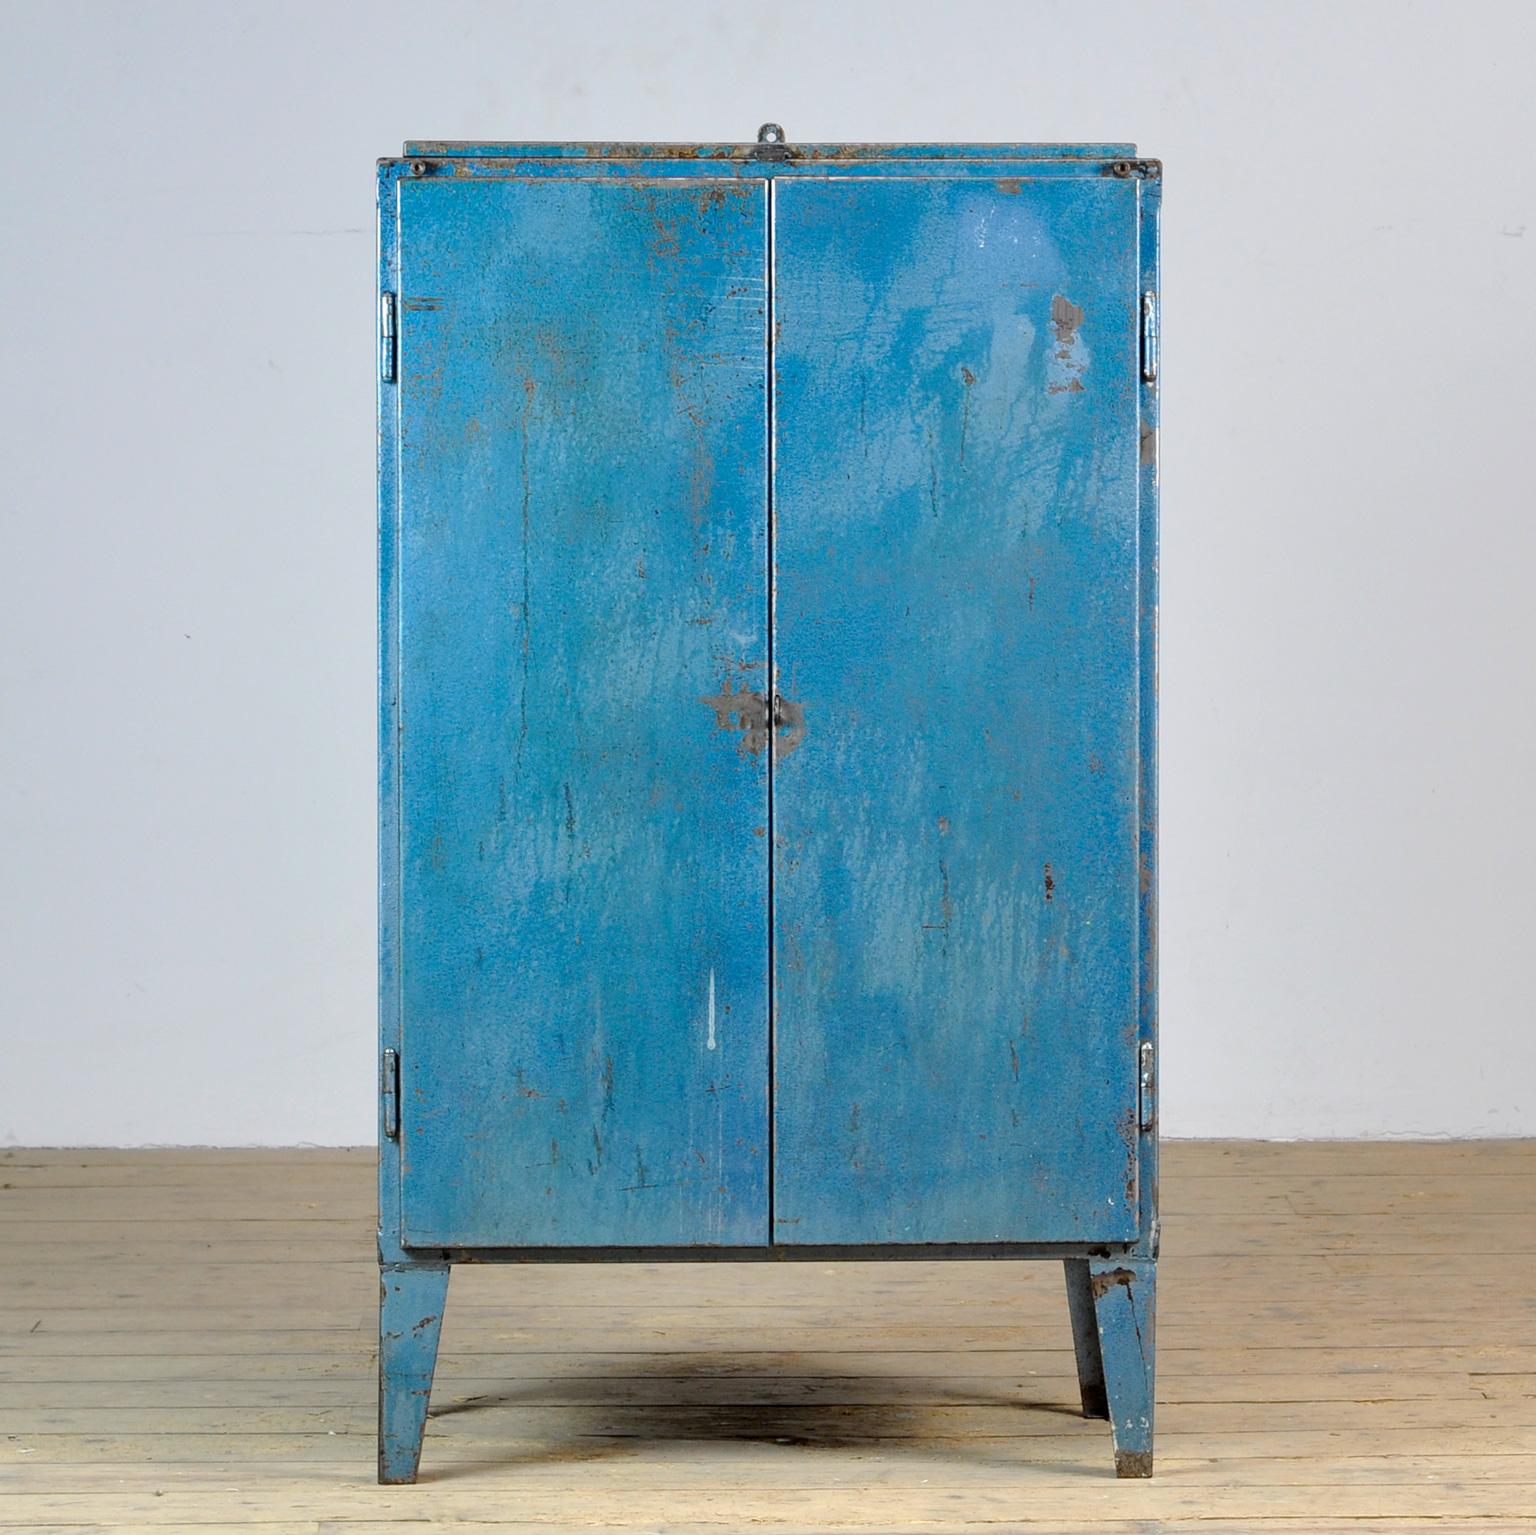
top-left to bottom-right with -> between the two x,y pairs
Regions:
996,177 -> 1023,195
588,142 -> 704,161
1051,295 -> 1085,347
1118,1107 -> 1140,1208
643,189 -> 682,264
1043,863 -> 1055,901
800,144 -> 874,162
1048,296 -> 1088,395
773,695 -> 806,760
1140,423 -> 1157,466
700,681 -> 771,756
1117,1105 -> 1138,1148
1089,1267 -> 1136,1301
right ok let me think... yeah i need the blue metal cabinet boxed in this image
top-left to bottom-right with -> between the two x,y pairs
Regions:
378,132 -> 1160,1485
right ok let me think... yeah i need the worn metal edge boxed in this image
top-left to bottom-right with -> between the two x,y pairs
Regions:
390,1241 -> 1150,1264
401,140 -> 1139,161
377,168 -> 407,1268
378,160 -> 1161,187
1135,168 -> 1163,1262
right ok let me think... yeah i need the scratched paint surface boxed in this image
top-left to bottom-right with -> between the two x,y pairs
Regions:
395,179 -> 769,1246
771,177 -> 1142,1244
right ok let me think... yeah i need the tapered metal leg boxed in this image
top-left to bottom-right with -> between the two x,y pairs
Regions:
1088,1255 -> 1156,1477
378,1262 -> 450,1484
1063,1257 -> 1109,1418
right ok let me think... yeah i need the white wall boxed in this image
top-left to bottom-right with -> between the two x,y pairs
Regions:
2,0 -> 1532,1144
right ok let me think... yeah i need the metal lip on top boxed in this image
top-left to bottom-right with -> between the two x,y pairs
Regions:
399,139 -> 1140,162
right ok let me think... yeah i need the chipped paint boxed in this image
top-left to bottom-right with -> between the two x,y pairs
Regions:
378,1265 -> 449,1483
772,695 -> 806,760
698,683 -> 806,761
1089,1265 -> 1135,1300
1047,295 -> 1088,395
699,680 -> 772,756
1086,1257 -> 1156,1476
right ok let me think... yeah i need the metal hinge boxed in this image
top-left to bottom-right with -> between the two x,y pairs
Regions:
1137,1040 -> 1156,1131
1140,291 -> 1158,384
381,1048 -> 401,1139
379,291 -> 396,383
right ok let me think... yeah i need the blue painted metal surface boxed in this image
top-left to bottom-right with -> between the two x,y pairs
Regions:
771,175 -> 1144,1244
378,1263 -> 449,1483
392,177 -> 771,1248
1064,1258 -> 1110,1419
378,138 -> 1160,1483
1087,1256 -> 1157,1477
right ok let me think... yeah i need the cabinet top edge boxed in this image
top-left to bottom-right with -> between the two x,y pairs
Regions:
396,140 -> 1140,162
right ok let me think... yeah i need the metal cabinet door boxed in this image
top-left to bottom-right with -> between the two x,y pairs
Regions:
388,177 -> 770,1248
770,175 -> 1147,1245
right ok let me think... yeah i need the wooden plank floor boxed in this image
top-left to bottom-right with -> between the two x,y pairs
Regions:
1,1142 -> 1533,1533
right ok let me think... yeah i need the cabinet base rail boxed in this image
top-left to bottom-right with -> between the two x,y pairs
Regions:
376,1252 -> 1157,1484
